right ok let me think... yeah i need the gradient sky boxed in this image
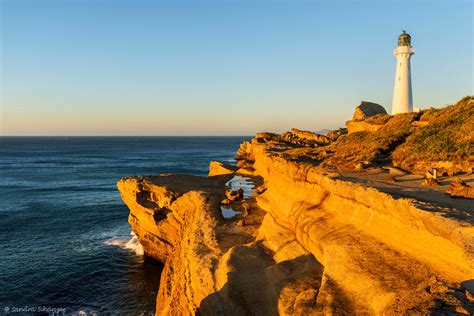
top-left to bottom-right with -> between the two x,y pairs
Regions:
0,0 -> 472,135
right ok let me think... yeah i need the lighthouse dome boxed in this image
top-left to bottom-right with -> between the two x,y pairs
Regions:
397,30 -> 411,47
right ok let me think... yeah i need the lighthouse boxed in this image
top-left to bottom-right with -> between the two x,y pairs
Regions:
391,30 -> 414,114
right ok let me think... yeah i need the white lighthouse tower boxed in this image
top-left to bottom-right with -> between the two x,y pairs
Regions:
391,30 -> 414,114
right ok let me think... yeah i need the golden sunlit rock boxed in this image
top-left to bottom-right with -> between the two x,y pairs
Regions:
118,96 -> 473,315
208,161 -> 238,176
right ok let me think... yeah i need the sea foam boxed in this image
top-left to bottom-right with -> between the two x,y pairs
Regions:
105,232 -> 144,256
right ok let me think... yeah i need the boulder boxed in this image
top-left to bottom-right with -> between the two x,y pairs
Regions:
353,101 -> 387,121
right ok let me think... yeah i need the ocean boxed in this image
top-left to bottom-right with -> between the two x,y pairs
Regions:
0,136 -> 248,315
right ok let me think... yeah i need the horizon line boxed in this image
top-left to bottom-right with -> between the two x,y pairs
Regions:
0,135 -> 256,137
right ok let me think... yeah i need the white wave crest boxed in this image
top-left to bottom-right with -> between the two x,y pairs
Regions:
104,231 -> 144,256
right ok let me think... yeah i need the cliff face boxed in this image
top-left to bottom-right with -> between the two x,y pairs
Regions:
118,97 -> 474,315
236,136 -> 474,314
118,174 -> 232,315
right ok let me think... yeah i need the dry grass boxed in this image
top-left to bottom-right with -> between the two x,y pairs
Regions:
365,114 -> 392,125
392,96 -> 473,171
327,112 -> 419,166
326,96 -> 473,172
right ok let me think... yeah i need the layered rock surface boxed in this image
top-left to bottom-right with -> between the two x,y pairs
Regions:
118,97 -> 474,315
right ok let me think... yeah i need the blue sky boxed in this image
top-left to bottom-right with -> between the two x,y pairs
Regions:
1,0 -> 472,135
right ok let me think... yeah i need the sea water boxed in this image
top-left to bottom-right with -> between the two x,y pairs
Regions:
0,136 -> 248,314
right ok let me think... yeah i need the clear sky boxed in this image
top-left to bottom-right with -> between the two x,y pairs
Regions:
0,0 -> 472,136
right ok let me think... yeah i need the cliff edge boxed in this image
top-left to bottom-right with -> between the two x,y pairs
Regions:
118,96 -> 474,315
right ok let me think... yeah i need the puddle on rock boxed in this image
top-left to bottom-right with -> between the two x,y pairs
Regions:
220,176 -> 255,219
220,206 -> 242,219
226,176 -> 254,198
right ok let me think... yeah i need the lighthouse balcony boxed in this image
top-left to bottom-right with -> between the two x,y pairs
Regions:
393,46 -> 414,55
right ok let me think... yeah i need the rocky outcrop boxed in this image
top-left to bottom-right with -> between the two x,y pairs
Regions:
118,174 -> 237,314
118,151 -> 473,315
118,96 -> 474,315
289,128 -> 331,145
118,172 -> 326,315
353,101 -> 387,120
117,175 -> 228,263
238,139 -> 473,314
346,101 -> 390,134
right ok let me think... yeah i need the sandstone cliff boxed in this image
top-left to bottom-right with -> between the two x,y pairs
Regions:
118,97 -> 474,315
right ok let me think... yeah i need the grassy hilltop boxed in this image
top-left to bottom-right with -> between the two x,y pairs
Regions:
325,96 -> 473,173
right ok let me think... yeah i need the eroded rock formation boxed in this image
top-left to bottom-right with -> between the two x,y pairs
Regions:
118,96 -> 474,315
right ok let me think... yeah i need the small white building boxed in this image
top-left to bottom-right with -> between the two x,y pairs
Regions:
391,30 -> 414,114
